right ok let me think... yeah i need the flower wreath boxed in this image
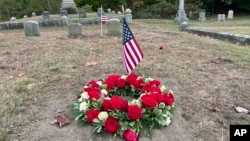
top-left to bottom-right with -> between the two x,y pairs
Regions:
73,73 -> 175,141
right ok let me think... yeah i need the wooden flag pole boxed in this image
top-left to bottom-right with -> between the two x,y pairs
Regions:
122,5 -> 124,18
101,5 -> 103,36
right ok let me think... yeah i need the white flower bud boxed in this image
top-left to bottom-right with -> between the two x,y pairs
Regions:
96,81 -> 102,86
98,111 -> 108,121
79,101 -> 89,111
121,75 -> 127,79
81,92 -> 89,99
101,89 -> 108,96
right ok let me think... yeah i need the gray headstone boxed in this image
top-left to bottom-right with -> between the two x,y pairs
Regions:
174,0 -> 188,24
10,17 -> 16,21
42,11 -> 50,21
61,16 -> 68,26
68,23 -> 82,37
61,10 -> 68,17
117,11 -> 122,15
61,0 -> 78,14
23,15 -> 28,18
112,11 -> 116,14
188,11 -> 193,18
125,8 -> 132,23
97,8 -> 105,17
107,8 -> 111,13
217,14 -> 225,22
228,10 -> 233,19
198,12 -> 206,22
107,19 -> 121,36
179,21 -> 189,31
23,21 -> 40,36
79,10 -> 86,18
32,12 -> 36,17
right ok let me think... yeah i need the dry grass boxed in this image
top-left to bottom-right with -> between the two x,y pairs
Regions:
0,18 -> 250,141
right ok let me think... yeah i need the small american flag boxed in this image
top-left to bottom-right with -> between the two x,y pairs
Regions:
122,18 -> 143,74
101,12 -> 108,25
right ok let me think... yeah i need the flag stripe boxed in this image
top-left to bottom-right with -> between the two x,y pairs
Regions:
122,18 -> 143,73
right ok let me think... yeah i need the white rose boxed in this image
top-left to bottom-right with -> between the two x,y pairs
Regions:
130,99 -> 141,107
98,111 -> 108,121
96,81 -> 102,86
79,101 -> 89,111
81,92 -> 89,99
121,75 -> 127,79
101,89 -> 108,96
160,85 -> 167,92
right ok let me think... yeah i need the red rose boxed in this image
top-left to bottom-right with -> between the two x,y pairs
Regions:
150,79 -> 161,86
161,94 -> 173,106
111,96 -> 127,111
132,78 -> 144,90
88,89 -> 101,101
87,109 -> 100,124
102,99 -> 112,111
126,73 -> 138,85
116,78 -> 126,89
106,79 -> 115,90
141,94 -> 157,109
141,83 -> 151,92
123,129 -> 139,141
88,80 -> 100,88
149,87 -> 161,94
127,105 -> 142,121
104,116 -> 119,134
150,93 -> 162,104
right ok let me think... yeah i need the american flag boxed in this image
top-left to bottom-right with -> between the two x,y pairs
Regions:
122,18 -> 143,74
101,12 -> 108,25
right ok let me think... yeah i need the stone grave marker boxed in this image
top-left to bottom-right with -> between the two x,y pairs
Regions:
61,0 -> 78,14
23,15 -> 28,18
32,12 -> 36,17
61,10 -> 68,17
174,0 -> 188,24
107,8 -> 111,13
188,11 -> 193,18
23,21 -> 40,36
68,23 -> 82,37
79,10 -> 86,18
61,15 -> 68,26
125,8 -> 132,23
217,14 -> 225,22
198,12 -> 206,22
228,10 -> 233,20
10,17 -> 16,21
42,11 -> 50,22
97,8 -> 105,17
117,11 -> 122,16
112,11 -> 116,14
107,19 -> 121,36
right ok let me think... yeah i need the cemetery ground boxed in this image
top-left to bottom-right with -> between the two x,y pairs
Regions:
0,18 -> 250,141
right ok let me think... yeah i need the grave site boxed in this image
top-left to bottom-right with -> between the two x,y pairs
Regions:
0,0 -> 250,141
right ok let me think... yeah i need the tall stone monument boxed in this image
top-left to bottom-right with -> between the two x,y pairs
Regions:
174,0 -> 188,24
61,0 -> 78,14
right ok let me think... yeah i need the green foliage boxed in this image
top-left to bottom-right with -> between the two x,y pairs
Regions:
133,2 -> 177,19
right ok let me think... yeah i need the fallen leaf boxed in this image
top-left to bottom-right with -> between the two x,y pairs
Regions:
85,61 -> 97,67
234,106 -> 249,114
18,71 -> 25,77
51,112 -> 70,127
64,84 -> 72,90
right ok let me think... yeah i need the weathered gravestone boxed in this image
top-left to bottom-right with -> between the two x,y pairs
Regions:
97,8 -> 105,17
68,23 -> 82,37
179,21 -> 189,31
10,17 -> 16,21
32,12 -> 36,17
61,10 -> 68,17
23,21 -> 40,36
174,0 -> 188,24
61,0 -> 78,14
112,11 -> 116,14
42,11 -> 50,22
228,10 -> 233,20
107,8 -> 111,13
79,10 -> 86,18
125,8 -> 132,23
23,15 -> 28,18
107,19 -> 121,36
61,16 -> 68,26
217,14 -> 225,22
198,12 -> 206,22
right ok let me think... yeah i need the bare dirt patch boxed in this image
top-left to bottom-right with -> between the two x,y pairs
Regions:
1,19 -> 250,141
